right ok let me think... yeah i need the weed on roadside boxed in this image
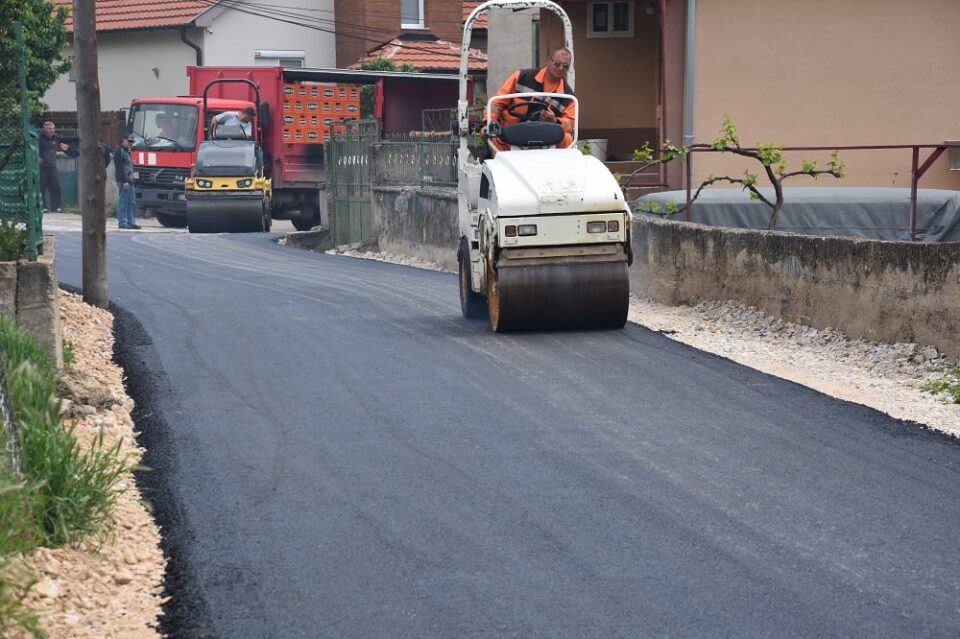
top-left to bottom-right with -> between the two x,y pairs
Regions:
921,365 -> 960,404
0,219 -> 28,262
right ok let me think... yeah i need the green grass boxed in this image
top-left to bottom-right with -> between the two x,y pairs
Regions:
61,340 -> 75,367
0,218 -> 28,262
0,313 -> 136,635
921,365 -> 960,404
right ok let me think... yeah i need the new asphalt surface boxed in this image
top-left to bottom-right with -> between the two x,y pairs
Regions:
53,227 -> 960,637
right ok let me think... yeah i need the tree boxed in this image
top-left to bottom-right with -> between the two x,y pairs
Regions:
635,117 -> 846,229
0,0 -> 71,126
358,57 -> 419,119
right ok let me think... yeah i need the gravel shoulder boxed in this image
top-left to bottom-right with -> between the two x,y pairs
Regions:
15,290 -> 164,638
328,247 -> 960,438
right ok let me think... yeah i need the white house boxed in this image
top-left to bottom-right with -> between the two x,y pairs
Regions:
46,0 -> 337,111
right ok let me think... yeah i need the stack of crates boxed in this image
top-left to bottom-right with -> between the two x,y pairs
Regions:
281,83 -> 361,143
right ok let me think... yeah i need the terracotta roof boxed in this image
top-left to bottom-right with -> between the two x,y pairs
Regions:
355,38 -> 487,73
463,1 -> 488,30
53,0 -> 212,32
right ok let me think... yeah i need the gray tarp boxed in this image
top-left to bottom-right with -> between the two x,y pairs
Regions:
637,187 -> 960,242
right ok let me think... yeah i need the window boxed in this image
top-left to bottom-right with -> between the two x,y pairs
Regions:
587,1 -> 634,38
401,0 -> 424,28
254,50 -> 305,68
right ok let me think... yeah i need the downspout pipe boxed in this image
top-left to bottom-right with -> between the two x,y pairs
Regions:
181,25 -> 202,67
683,0 -> 696,147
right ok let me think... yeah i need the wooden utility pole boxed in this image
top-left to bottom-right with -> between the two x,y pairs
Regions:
72,0 -> 107,307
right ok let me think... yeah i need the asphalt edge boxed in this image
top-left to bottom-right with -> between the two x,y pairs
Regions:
62,284 -> 219,638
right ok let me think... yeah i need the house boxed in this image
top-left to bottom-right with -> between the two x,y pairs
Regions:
333,0 -> 463,70
44,0 -> 337,112
535,0 -> 960,190
354,35 -> 488,100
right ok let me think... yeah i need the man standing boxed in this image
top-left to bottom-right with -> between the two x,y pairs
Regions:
37,121 -> 78,212
113,135 -> 141,230
485,47 -> 577,152
210,106 -> 256,139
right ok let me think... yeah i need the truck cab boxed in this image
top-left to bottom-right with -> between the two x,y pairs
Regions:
127,96 -> 255,227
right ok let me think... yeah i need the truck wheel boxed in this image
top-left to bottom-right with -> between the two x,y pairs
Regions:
291,202 -> 318,231
459,240 -> 486,319
156,212 -> 187,228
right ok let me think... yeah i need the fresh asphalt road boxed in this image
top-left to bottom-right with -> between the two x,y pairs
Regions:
52,228 -> 960,637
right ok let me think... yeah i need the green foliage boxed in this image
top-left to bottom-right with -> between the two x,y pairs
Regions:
61,340 -> 75,367
0,219 -> 28,262
358,57 -> 420,119
633,117 -> 845,229
0,557 -> 43,638
0,313 -> 134,550
0,0 -> 71,125
921,365 -> 960,404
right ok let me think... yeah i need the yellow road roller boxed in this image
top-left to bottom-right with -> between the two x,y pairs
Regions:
185,79 -> 272,233
457,0 -> 632,331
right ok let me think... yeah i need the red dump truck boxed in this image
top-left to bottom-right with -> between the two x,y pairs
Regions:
127,66 -> 467,231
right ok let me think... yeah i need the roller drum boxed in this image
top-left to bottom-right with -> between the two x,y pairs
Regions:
488,260 -> 629,332
186,194 -> 266,234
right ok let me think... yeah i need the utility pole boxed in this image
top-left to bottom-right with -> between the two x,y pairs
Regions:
72,0 -> 107,307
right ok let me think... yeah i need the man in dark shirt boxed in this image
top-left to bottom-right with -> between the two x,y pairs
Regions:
113,135 -> 140,229
37,121 -> 78,212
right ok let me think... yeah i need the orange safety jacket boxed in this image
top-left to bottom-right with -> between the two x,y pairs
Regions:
487,67 -> 576,150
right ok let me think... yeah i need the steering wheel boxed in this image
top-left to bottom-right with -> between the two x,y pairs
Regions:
505,98 -> 552,122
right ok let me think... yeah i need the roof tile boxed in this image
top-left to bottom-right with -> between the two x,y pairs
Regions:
463,1 -> 488,30
53,0 -> 211,32
356,38 -> 487,73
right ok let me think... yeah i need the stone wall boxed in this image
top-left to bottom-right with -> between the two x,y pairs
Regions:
371,186 -> 459,271
632,216 -> 960,359
0,236 -> 63,368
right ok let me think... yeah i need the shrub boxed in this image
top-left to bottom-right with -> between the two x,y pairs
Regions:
0,218 -> 28,262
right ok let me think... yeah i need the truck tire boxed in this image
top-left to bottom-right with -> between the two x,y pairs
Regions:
459,239 -> 486,319
292,202 -> 318,231
156,212 -> 187,228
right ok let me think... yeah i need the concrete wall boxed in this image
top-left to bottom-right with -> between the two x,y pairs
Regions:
364,185 -> 960,357
0,237 -> 63,368
371,186 -> 458,270
487,8 -> 540,94
632,216 -> 960,359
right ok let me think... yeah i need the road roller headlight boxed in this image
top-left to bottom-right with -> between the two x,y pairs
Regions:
587,221 -> 607,233
236,178 -> 253,188
505,225 -> 517,237
196,179 -> 213,189
607,220 -> 619,232
517,224 -> 537,236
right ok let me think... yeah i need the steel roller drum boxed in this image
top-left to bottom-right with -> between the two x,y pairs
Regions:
186,193 -> 266,234
487,261 -> 629,332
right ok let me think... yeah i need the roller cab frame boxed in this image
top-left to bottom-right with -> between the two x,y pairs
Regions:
457,0 -> 633,332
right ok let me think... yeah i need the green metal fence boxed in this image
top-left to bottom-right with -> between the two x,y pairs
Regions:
327,120 -> 380,246
0,23 -> 43,260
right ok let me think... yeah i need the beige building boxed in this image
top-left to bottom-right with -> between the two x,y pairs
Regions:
540,0 -> 960,191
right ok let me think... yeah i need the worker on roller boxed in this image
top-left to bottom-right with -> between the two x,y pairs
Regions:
210,106 -> 256,139
484,47 -> 576,152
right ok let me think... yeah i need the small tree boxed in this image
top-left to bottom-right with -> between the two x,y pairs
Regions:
358,57 -> 419,119
0,0 -> 71,126
635,117 -> 846,229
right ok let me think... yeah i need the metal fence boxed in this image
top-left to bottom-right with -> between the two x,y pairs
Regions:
0,23 -> 43,260
373,139 -> 459,188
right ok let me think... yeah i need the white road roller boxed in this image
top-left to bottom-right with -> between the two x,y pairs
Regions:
458,0 -> 633,331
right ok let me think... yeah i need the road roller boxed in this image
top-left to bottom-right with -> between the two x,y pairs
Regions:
457,0 -> 632,332
184,78 -> 272,233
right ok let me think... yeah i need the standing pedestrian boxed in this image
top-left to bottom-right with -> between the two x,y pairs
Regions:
113,134 -> 141,229
37,121 -> 78,212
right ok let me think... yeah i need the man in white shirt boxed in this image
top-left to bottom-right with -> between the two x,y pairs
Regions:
211,106 -> 256,139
